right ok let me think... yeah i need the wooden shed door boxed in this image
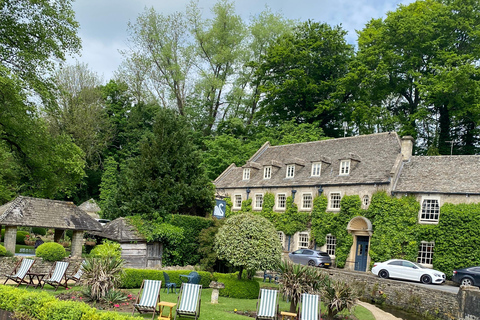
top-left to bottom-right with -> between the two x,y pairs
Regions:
146,242 -> 163,268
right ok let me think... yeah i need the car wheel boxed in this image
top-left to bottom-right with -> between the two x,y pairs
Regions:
308,260 -> 316,267
379,270 -> 389,279
420,275 -> 432,284
461,278 -> 474,286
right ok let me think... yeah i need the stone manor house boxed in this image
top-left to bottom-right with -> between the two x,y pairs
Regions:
213,132 -> 480,272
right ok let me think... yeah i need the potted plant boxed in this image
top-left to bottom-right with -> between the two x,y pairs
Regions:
59,235 -> 71,248
85,238 -> 96,246
24,234 -> 35,246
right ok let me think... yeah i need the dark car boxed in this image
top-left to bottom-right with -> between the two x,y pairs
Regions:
288,249 -> 332,268
452,266 -> 480,287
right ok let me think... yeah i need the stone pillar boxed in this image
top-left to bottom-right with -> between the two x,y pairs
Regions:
71,230 -> 84,257
4,226 -> 17,254
209,281 -> 225,304
54,229 -> 65,242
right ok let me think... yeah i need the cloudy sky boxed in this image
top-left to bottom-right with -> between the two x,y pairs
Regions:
70,0 -> 415,82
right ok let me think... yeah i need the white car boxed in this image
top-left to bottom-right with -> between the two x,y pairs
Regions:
371,259 -> 446,284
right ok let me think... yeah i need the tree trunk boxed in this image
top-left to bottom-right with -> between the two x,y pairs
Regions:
238,266 -> 244,280
438,104 -> 451,155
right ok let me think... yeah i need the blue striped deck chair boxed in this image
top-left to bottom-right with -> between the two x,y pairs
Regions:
298,293 -> 321,320
66,260 -> 85,286
255,288 -> 279,320
41,261 -> 70,291
174,283 -> 202,320
3,258 -> 35,287
132,279 -> 162,320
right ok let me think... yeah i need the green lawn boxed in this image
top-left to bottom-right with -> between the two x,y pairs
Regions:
7,278 -> 375,320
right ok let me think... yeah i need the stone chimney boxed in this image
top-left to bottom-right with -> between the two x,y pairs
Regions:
401,136 -> 414,161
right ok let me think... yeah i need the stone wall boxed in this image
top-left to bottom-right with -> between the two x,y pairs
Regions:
320,268 -> 459,320
457,286 -> 480,320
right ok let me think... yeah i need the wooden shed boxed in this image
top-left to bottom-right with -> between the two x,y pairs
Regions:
97,218 -> 163,269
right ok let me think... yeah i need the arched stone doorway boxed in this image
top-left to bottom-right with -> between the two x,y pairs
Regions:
344,216 -> 373,272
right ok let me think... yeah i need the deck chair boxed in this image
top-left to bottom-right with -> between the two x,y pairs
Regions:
298,293 -> 321,320
163,271 -> 178,294
41,261 -> 70,291
255,288 -> 279,320
65,260 -> 85,286
3,258 -> 35,287
174,283 -> 202,320
132,279 -> 162,320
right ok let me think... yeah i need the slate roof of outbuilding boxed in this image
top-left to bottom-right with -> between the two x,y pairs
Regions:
214,132 -> 402,189
0,196 -> 103,231
394,155 -> 480,194
90,217 -> 144,242
78,199 -> 101,213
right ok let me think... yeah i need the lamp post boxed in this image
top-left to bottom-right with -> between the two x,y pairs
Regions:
246,188 -> 251,200
318,186 -> 323,196
291,189 -> 297,201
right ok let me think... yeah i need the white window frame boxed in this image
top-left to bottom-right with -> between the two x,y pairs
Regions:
233,194 -> 242,209
278,231 -> 285,250
301,193 -> 313,210
243,168 -> 250,180
339,160 -> 350,175
419,197 -> 440,223
417,241 -> 435,265
264,166 -> 272,179
286,164 -> 295,178
362,195 -> 370,208
326,234 -> 337,256
254,193 -> 263,210
311,162 -> 322,177
277,193 -> 287,210
329,192 -> 342,211
298,232 -> 309,249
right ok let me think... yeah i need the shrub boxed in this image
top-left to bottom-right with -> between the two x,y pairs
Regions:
35,242 -> 66,261
82,256 -> 125,301
90,239 -> 121,258
0,245 -> 6,256
215,274 -> 259,299
16,231 -> 29,244
120,269 -> 213,289
31,227 -> 47,236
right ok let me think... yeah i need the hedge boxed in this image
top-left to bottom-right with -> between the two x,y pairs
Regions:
16,231 -> 29,245
214,273 -> 259,299
120,269 -> 214,289
0,285 -> 141,320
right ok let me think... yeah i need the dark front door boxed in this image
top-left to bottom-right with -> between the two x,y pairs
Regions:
355,236 -> 369,271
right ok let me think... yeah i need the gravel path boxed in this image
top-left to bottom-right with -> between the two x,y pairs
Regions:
357,301 -> 402,320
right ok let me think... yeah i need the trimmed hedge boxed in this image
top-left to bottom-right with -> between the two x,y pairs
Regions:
0,285 -> 140,320
0,245 -> 6,256
120,269 -> 213,289
31,227 -> 47,236
16,231 -> 29,244
214,273 -> 259,299
35,242 -> 66,261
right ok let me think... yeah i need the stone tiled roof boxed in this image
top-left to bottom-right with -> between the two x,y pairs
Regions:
92,217 -> 144,242
394,155 -> 480,194
214,132 -> 402,189
78,199 -> 101,213
0,196 -> 103,231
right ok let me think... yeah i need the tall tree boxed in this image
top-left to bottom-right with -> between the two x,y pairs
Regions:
0,0 -> 81,103
256,20 -> 354,137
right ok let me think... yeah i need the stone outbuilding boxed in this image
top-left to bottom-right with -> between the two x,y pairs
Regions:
0,196 -> 103,257
78,199 -> 102,220
94,217 -> 163,269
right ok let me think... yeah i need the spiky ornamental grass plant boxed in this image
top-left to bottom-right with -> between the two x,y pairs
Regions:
278,260 -> 327,312
322,278 -> 359,320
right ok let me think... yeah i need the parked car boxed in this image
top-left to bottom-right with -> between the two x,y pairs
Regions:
452,266 -> 480,287
371,259 -> 445,284
288,249 -> 332,268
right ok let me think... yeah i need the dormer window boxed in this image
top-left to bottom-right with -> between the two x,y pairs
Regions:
311,162 -> 322,176
286,164 -> 295,178
339,160 -> 350,175
243,168 -> 250,180
264,166 -> 272,179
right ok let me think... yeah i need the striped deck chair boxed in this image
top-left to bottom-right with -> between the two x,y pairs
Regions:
3,258 -> 35,287
255,288 -> 279,320
41,261 -> 70,291
132,279 -> 162,320
298,293 -> 321,320
174,283 -> 202,320
66,260 -> 85,286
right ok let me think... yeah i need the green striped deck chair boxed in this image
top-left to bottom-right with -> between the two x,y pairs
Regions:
41,261 -> 70,291
255,288 -> 279,320
298,293 -> 321,320
132,279 -> 162,320
66,260 -> 85,286
174,283 -> 202,320
3,258 -> 35,287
